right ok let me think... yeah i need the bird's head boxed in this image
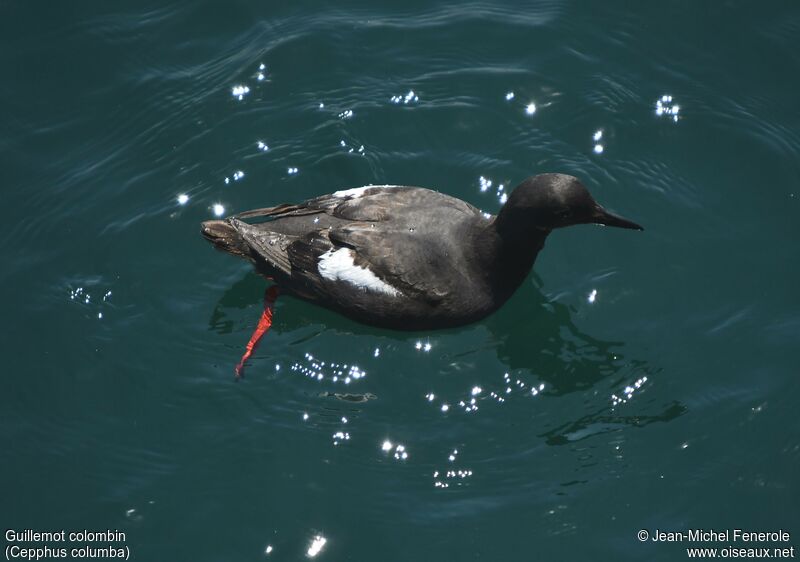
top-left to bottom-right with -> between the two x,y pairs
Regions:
497,173 -> 643,233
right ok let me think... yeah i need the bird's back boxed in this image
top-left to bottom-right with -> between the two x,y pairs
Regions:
211,185 -> 499,329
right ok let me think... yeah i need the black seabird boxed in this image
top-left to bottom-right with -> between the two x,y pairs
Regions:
201,173 -> 643,376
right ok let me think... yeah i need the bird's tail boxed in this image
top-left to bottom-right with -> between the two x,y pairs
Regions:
200,220 -> 251,259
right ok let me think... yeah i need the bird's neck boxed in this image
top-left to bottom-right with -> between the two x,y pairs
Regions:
473,215 -> 550,302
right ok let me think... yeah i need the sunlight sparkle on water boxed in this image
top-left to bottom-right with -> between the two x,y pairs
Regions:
290,352 -> 367,385
381,440 -> 408,460
423,372 -> 551,416
525,102 -> 537,115
307,536 -> 327,558
332,431 -> 350,445
478,176 -> 508,206
338,109 -> 353,119
69,285 -> 115,320
231,85 -> 250,101
611,375 -> 648,406
433,468 -> 473,488
177,193 -> 189,205
212,204 -> 225,217
592,129 -> 605,154
265,545 -> 273,555
505,91 -> 515,101
588,289 -> 598,303
390,90 -> 419,104
339,139 -> 366,155
530,382 -> 545,396
257,141 -> 269,152
288,167 -> 299,175
655,95 -> 681,122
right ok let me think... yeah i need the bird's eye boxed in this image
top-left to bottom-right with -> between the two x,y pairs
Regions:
557,209 -> 572,219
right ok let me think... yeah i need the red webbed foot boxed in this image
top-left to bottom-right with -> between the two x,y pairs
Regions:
234,285 -> 280,379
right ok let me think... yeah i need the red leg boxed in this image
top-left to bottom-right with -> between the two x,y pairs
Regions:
234,286 -> 280,379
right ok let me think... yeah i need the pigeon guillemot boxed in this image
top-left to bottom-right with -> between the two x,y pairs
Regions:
201,173 -> 643,376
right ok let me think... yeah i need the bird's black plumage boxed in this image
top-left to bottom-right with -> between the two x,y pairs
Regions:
201,174 -> 642,330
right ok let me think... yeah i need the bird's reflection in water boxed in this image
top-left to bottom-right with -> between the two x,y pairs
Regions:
484,272 -> 627,395
541,401 -> 687,446
208,272 -> 685,443
487,275 -> 685,442
207,274 -> 261,335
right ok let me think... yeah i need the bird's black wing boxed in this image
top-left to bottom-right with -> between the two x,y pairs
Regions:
232,186 -> 483,303
325,188 -> 483,303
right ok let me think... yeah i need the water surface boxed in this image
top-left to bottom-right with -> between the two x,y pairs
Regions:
2,1 -> 799,560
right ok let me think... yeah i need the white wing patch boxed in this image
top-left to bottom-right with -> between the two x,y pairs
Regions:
317,248 -> 400,296
332,185 -> 401,198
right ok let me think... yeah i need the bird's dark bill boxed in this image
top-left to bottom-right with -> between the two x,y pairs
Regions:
592,206 -> 644,231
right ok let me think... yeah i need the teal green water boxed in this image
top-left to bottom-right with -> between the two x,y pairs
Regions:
3,2 -> 799,560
